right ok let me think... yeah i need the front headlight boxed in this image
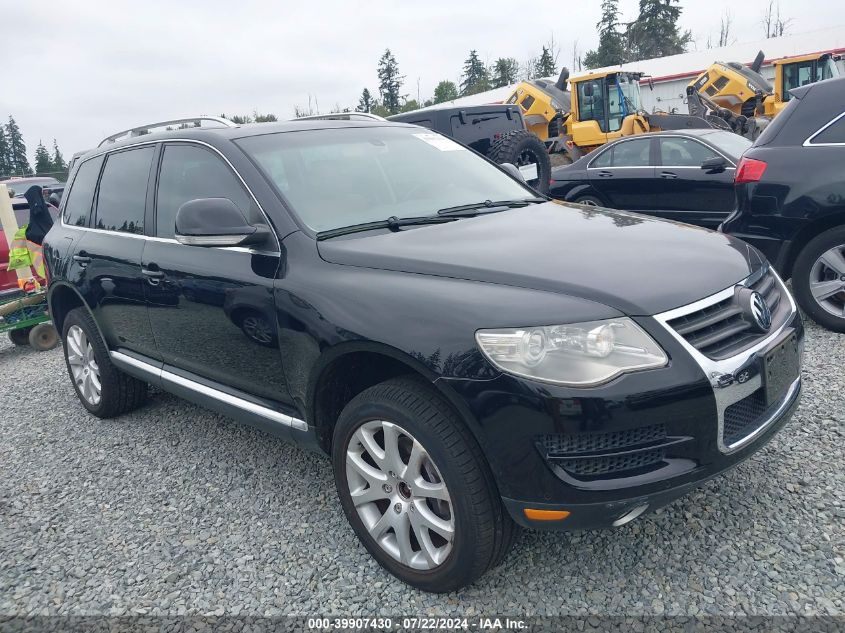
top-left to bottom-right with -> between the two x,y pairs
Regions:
475,318 -> 667,387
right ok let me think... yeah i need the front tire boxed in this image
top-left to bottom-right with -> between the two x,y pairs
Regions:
332,377 -> 515,592
62,307 -> 148,417
791,227 -> 845,332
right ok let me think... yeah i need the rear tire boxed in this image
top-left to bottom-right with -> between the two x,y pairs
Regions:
332,377 -> 515,592
28,323 -> 59,351
8,327 -> 32,346
488,129 -> 552,195
791,227 -> 845,333
573,195 -> 605,207
62,307 -> 148,417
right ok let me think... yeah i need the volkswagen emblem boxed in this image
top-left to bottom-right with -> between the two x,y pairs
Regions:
748,291 -> 772,332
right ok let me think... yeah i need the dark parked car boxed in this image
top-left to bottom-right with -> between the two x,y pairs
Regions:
390,104 -> 552,193
722,76 -> 845,332
45,116 -> 802,592
549,130 -> 752,229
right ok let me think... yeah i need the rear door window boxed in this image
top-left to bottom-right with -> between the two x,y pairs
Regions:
94,147 -> 155,234
62,156 -> 104,227
658,137 -> 718,166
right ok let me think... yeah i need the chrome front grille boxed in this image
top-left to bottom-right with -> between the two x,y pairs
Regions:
666,269 -> 783,360
654,267 -> 800,454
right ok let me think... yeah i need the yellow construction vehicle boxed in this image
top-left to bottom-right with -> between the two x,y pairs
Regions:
687,50 -> 841,139
506,68 -> 713,160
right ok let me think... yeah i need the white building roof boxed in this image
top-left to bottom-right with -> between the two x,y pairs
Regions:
414,25 -> 845,112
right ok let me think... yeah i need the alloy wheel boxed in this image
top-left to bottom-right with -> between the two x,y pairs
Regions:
345,420 -> 455,570
66,325 -> 101,405
809,245 -> 845,317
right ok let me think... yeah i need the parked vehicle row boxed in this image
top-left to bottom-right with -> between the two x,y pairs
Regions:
550,76 -> 845,332
45,113 -> 803,592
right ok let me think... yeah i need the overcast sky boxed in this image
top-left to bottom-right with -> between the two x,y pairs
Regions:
2,0 -> 839,165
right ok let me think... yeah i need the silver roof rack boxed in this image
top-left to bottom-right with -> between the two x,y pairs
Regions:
291,112 -> 386,122
98,116 -> 237,147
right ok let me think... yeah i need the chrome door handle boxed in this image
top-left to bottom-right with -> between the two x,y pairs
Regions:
660,171 -> 678,179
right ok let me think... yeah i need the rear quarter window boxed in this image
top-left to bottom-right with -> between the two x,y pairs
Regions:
808,113 -> 845,145
62,155 -> 104,227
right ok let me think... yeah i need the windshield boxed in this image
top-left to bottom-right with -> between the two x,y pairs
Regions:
705,131 -> 753,160
821,57 -> 840,81
619,74 -> 642,111
237,126 -> 535,233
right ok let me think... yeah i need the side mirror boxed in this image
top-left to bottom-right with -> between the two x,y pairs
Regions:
175,198 -> 269,247
701,156 -> 727,173
499,162 -> 526,183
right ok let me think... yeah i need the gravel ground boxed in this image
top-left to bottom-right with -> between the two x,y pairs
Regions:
0,319 -> 843,618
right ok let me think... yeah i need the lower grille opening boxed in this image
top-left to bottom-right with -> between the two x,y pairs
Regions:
538,423 -> 686,479
723,389 -> 770,446
558,448 -> 667,477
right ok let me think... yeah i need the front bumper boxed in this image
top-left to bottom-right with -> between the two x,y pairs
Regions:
441,271 -> 804,531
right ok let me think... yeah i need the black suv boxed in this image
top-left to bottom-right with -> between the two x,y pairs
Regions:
45,116 -> 803,592
722,76 -> 845,332
389,104 -> 552,193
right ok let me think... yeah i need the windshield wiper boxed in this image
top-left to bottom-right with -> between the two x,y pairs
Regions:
316,215 -> 458,240
436,197 -> 546,217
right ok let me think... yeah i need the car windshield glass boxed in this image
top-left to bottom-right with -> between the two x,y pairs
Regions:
705,131 -> 752,160
237,126 -> 534,232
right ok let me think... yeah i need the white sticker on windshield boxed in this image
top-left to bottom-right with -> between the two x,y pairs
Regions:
413,133 -> 466,152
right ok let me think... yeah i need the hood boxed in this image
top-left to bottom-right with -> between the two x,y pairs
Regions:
317,202 -> 765,315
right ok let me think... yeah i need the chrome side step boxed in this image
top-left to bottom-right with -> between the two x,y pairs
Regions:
110,351 -> 307,432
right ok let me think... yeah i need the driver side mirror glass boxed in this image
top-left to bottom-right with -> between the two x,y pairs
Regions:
175,198 -> 269,247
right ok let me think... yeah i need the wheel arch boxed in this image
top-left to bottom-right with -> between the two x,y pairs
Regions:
782,211 -> 845,278
565,183 -> 606,205
306,341 -> 485,455
47,282 -> 89,334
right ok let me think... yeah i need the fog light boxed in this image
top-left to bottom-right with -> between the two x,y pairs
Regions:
523,508 -> 571,521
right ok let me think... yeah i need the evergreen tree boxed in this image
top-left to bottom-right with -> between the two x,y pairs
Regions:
533,46 -> 557,78
357,88 -> 375,113
399,99 -> 420,113
5,116 -> 30,175
253,112 -> 278,122
433,80 -> 459,104
584,0 -> 627,69
460,50 -> 490,95
0,127 -> 10,177
51,139 -> 67,172
626,0 -> 691,61
491,58 -> 519,88
35,141 -> 52,174
377,49 -> 405,115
